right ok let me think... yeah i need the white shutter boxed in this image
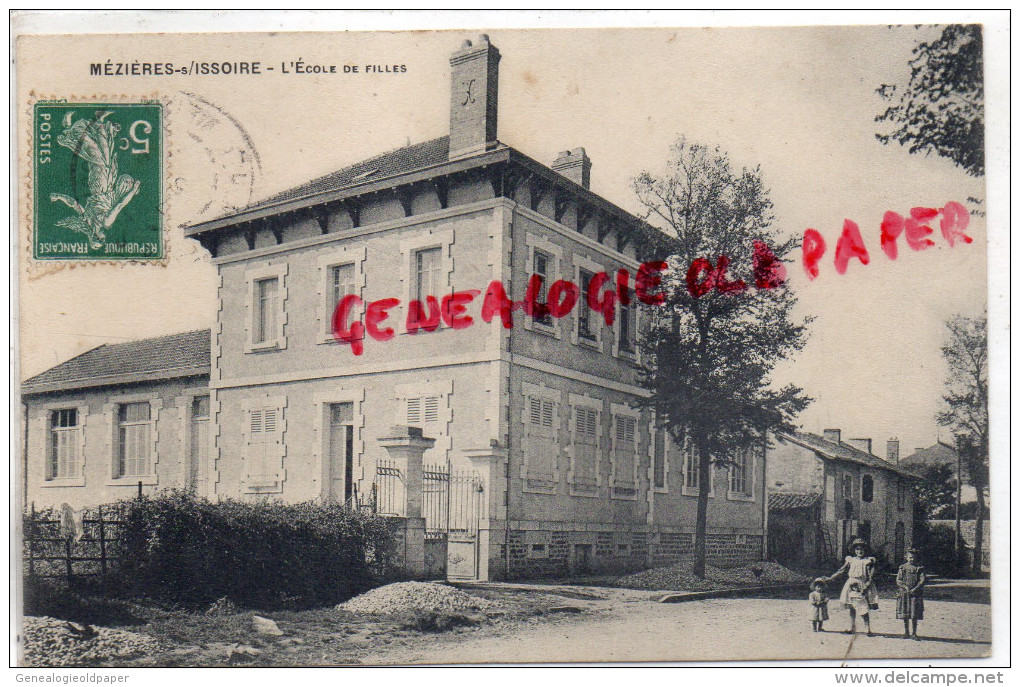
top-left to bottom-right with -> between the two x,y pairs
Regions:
406,397 -> 422,425
423,396 -> 440,424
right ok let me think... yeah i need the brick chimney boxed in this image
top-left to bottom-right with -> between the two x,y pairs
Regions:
887,438 -> 900,464
449,35 -> 500,160
847,438 -> 872,454
823,428 -> 841,445
552,148 -> 592,189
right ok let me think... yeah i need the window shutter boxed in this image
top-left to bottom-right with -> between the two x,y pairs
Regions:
407,397 -> 422,425
529,397 -> 542,426
423,396 -> 440,423
542,399 -> 554,428
250,409 -> 263,434
263,408 -> 277,434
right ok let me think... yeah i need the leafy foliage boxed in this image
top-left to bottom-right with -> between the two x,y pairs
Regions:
875,24 -> 984,176
633,138 -> 812,577
111,491 -> 396,609
914,462 -> 958,519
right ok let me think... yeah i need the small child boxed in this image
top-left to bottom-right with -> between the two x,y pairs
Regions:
809,577 -> 829,632
896,548 -> 926,639
846,580 -> 871,634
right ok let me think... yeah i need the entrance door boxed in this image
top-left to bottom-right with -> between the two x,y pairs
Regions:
328,403 -> 355,504
189,396 -> 210,494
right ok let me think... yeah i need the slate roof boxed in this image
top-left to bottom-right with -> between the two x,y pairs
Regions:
779,431 -> 921,479
252,135 -> 453,210
22,329 -> 211,395
768,492 -> 821,512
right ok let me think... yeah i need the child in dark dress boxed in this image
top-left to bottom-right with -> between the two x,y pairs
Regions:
809,577 -> 830,632
896,548 -> 926,639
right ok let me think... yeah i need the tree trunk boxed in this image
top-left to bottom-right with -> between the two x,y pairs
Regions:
971,485 -> 986,576
692,441 -> 711,579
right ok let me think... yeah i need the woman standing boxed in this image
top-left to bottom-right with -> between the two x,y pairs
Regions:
829,538 -> 879,636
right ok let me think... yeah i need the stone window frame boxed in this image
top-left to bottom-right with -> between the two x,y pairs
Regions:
244,262 -> 289,353
399,228 -> 455,326
566,393 -> 603,498
520,382 -> 562,495
609,403 -> 641,501
175,389 -> 213,498
36,401 -> 89,488
612,271 -> 641,363
394,380 -> 454,466
523,232 -> 564,339
317,245 -> 367,343
312,388 -> 367,503
103,393 -> 162,487
681,439 -> 715,498
727,447 -> 757,502
240,394 -> 288,494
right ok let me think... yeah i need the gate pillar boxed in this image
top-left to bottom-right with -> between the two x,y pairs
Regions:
378,426 -> 435,578
463,442 -> 507,582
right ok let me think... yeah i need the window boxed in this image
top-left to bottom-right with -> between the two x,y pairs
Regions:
612,415 -> 637,493
652,427 -> 666,490
897,479 -> 907,510
685,445 -> 701,490
247,407 -> 279,483
729,448 -> 754,497
117,402 -> 152,478
894,522 -> 906,562
618,297 -> 635,353
48,409 -> 80,480
862,474 -> 874,503
254,277 -> 279,345
529,543 -> 548,558
842,473 -> 853,499
578,268 -> 595,341
406,395 -> 441,426
415,247 -> 443,302
572,405 -> 599,489
329,263 -> 356,315
523,392 -> 559,491
532,249 -> 552,326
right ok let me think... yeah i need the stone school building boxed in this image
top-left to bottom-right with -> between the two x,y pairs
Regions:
21,36 -> 768,580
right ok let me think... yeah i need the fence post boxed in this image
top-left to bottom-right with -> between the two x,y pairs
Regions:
137,480 -> 143,500
377,426 -> 435,578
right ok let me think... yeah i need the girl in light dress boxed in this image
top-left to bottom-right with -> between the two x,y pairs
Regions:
829,538 -> 878,636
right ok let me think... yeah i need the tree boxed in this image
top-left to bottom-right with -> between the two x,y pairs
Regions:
914,462 -> 958,519
936,312 -> 988,575
875,24 -> 984,176
633,138 -> 812,578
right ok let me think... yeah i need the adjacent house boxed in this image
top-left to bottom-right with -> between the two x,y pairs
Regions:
21,330 -> 211,509
21,36 -> 768,581
767,430 -> 919,569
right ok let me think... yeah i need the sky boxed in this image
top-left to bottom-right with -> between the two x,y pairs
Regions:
16,19 -> 996,459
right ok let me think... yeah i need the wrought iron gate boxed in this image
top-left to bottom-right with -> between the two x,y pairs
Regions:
372,460 -> 483,579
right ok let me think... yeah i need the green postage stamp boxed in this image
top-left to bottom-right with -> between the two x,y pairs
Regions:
33,102 -> 163,260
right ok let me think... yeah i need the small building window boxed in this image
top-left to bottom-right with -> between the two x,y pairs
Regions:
729,448 -> 754,497
117,402 -> 152,478
577,268 -> 596,341
685,445 -> 701,490
842,473 -> 853,499
532,249 -> 553,326
896,479 -> 907,510
247,406 -> 279,483
415,247 -> 443,302
529,543 -> 548,559
48,409 -> 80,480
618,297 -> 635,353
861,474 -> 874,503
330,263 -> 356,315
254,277 -> 279,345
572,406 -> 599,487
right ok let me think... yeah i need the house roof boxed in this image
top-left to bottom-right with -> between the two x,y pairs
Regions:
253,136 -> 452,209
900,441 -> 959,471
768,492 -> 821,512
22,329 -> 211,396
779,431 -> 921,479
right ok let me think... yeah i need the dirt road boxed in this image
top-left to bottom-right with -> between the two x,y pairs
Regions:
366,584 -> 992,665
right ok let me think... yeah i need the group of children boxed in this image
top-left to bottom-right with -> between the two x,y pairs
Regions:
809,538 -> 926,639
